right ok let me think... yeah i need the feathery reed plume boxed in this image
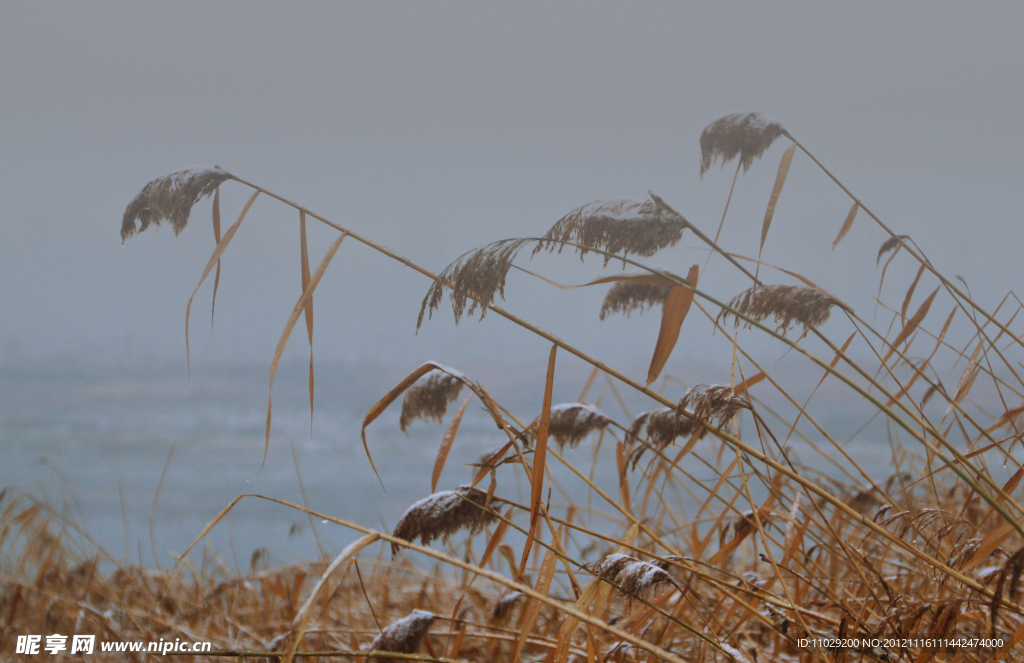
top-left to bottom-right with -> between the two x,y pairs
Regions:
600,282 -> 671,320
877,235 -> 910,264
718,284 -> 837,334
417,239 -> 530,329
492,592 -> 524,621
121,167 -> 232,242
586,553 -> 675,599
369,609 -> 437,660
391,487 -> 501,556
990,545 -> 1024,633
699,113 -> 785,177
532,403 -> 612,449
678,384 -> 749,429
399,368 -> 466,432
531,196 -> 687,264
625,409 -> 694,470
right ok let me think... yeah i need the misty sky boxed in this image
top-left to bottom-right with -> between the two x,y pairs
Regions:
2,2 -> 1023,376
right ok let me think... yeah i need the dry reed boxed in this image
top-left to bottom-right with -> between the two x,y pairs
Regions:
699,112 -> 785,177
718,284 -> 836,334
399,369 -> 465,432
369,609 -> 437,660
534,403 -> 612,449
599,282 -> 671,320
390,487 -> 501,556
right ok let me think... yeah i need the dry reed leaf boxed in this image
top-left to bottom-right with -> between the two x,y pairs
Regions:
362,362 -> 466,488
901,265 -> 927,324
877,234 -> 909,264
369,609 -> 437,660
699,112 -> 785,177
585,553 -> 675,599
390,487 -> 501,556
431,395 -> 473,493
265,231 -> 346,467
647,264 -> 699,385
988,404 -> 1024,433
832,201 -> 859,250
599,282 -> 671,320
946,341 -> 983,416
121,166 -> 233,241
963,520 -> 1017,572
183,189 -> 260,374
718,284 -> 837,334
477,506 -> 513,578
991,547 -> 1024,635
418,239 -> 530,329
734,371 -> 766,395
299,211 -> 315,425
400,369 -> 466,433
532,403 -> 612,449
210,187 -> 222,323
523,344 -> 558,576
531,195 -> 687,264
882,286 -> 940,365
760,144 -> 797,257
512,532 -> 559,662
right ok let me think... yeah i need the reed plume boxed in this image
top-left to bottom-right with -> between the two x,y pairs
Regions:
531,196 -> 687,264
678,384 -> 749,429
699,112 -> 785,177
533,403 -> 612,449
369,609 -> 437,660
417,239 -> 530,329
599,282 -> 671,320
399,369 -> 465,432
718,284 -> 837,334
625,409 -> 693,470
121,167 -> 232,242
587,552 -> 675,599
391,487 -> 501,556
492,592 -> 523,621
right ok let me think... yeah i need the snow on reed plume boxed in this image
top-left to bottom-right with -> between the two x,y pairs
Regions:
532,196 -> 687,264
678,384 -> 749,430
391,487 -> 500,556
121,167 -> 232,241
532,403 -> 612,449
586,552 -> 676,599
399,369 -> 465,432
417,239 -> 531,328
718,284 -> 837,334
599,282 -> 671,320
368,609 -> 436,660
699,112 -> 785,177
625,409 -> 693,470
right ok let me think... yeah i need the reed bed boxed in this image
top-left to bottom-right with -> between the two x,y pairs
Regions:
5,113 -> 1024,662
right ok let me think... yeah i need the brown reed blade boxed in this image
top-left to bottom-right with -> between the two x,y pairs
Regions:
901,265 -> 927,324
647,264 -> 698,385
512,531 -> 559,662
523,344 -> 557,575
531,195 -> 687,264
400,370 -> 466,433
361,362 -> 464,488
390,487 -> 501,557
121,166 -> 233,241
533,403 -> 612,450
417,239 -> 530,329
759,144 -> 796,259
211,187 -> 222,324
833,201 -> 859,250
699,112 -> 785,177
369,609 -> 437,659
264,231 -> 346,469
184,189 -> 260,376
718,284 -> 837,334
882,286 -> 940,365
299,211 -> 315,427
431,396 -> 472,493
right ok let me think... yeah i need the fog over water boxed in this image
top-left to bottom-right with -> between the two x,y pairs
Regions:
1,3 -> 1022,563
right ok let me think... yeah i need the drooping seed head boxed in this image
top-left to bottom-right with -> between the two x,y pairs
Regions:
699,112 -> 785,178
369,609 -> 437,659
625,409 -> 694,470
678,384 -> 749,429
533,403 -> 612,449
391,487 -> 501,556
121,167 -> 233,242
600,282 -> 671,321
718,285 -> 837,335
399,369 -> 465,432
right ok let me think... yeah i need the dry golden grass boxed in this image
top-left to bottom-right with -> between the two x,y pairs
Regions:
6,112 -> 1024,662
